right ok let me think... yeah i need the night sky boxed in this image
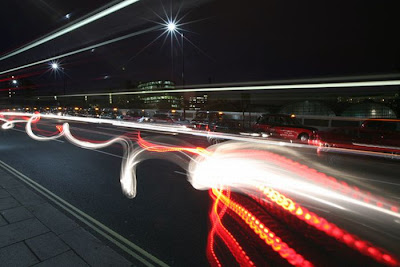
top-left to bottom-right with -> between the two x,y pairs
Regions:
1,0 -> 399,94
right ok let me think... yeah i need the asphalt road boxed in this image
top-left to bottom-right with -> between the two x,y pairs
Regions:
0,118 -> 399,266
0,120 -> 211,266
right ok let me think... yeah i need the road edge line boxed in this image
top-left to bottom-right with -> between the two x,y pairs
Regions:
0,159 -> 169,267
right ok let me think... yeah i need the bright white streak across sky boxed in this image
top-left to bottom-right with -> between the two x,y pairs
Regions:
55,80 -> 400,96
0,0 -> 141,62
0,26 -> 160,76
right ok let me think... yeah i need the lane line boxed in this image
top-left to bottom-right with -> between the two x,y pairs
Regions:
0,159 -> 169,267
174,171 -> 186,176
88,148 -> 124,159
11,128 -> 65,143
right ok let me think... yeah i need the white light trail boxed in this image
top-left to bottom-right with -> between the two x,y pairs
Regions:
1,112 -> 194,198
3,112 -> 399,234
49,79 -> 400,98
1,111 -> 399,160
0,26 -> 160,76
187,141 -> 400,220
0,0 -> 141,62
22,114 -> 139,198
2,112 -> 399,265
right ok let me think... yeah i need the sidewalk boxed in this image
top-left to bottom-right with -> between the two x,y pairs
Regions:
0,167 -> 133,267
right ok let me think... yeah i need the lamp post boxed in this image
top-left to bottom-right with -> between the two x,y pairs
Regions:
167,22 -> 186,118
167,23 -> 176,82
181,32 -> 186,119
181,33 -> 184,86
166,22 -> 185,85
51,63 -> 67,95
9,78 -> 18,100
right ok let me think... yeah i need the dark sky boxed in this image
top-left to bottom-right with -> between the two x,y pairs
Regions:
0,0 -> 399,94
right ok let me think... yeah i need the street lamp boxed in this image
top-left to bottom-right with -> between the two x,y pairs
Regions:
166,23 -> 184,85
167,22 -> 176,32
166,21 -> 186,118
50,62 -> 67,95
180,32 -> 184,86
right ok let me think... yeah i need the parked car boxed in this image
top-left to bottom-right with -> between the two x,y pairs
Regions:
253,114 -> 317,142
169,114 -> 191,126
313,118 -> 400,153
358,119 -> 400,147
150,113 -> 174,123
122,111 -> 143,121
99,112 -> 116,119
310,127 -> 358,147
191,111 -> 225,130
191,111 -> 241,144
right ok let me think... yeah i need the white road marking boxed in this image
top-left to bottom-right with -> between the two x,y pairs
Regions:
89,148 -> 125,159
11,128 -> 65,143
174,171 -> 187,176
0,159 -> 169,267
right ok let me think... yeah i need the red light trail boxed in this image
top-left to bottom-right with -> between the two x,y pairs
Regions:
0,112 -> 399,266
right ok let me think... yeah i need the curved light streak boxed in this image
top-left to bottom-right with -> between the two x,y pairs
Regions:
1,112 -> 195,199
187,142 -> 399,266
211,189 -> 314,267
0,0 -> 141,62
1,112 -> 399,266
207,189 -> 256,267
188,143 -> 400,219
1,111 -> 399,161
1,118 -> 29,129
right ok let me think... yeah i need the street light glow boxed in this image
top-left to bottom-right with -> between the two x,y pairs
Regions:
167,22 -> 176,32
51,63 -> 59,69
12,80 -> 17,84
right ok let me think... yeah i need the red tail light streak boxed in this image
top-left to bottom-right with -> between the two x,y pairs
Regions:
252,185 -> 398,266
210,188 -> 313,267
208,190 -> 255,267
137,134 -> 210,156
0,112 -> 399,266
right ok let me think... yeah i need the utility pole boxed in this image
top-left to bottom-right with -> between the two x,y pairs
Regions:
181,33 -> 186,119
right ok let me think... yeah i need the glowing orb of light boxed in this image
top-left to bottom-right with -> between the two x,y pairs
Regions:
167,22 -> 176,32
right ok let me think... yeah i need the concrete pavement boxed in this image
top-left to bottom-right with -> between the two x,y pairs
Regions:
0,167 -> 133,267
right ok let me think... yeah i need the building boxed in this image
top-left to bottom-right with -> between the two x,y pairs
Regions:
189,94 -> 208,110
137,80 -> 182,109
137,80 -> 175,91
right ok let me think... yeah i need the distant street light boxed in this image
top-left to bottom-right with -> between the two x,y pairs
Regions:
65,14 -> 71,19
12,79 -> 17,84
50,62 -> 67,95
